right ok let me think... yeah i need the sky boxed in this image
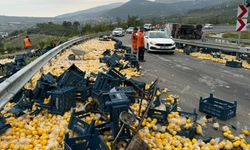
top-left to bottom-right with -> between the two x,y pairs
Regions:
0,0 -> 129,17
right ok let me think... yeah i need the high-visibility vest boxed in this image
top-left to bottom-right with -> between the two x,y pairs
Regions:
132,32 -> 137,42
137,32 -> 144,48
24,38 -> 32,47
131,32 -> 137,51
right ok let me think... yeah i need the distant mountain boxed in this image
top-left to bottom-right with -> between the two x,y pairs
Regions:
56,3 -> 123,20
155,0 -> 194,3
0,16 -> 55,32
184,0 -> 239,17
0,0 -> 238,33
102,0 -> 230,19
166,0 -> 240,24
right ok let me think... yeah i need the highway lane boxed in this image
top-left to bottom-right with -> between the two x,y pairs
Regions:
118,35 -> 250,139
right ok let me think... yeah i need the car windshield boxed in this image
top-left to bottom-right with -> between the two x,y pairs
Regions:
149,32 -> 170,38
115,28 -> 122,31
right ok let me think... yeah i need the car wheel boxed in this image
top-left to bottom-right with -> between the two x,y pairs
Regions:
169,52 -> 175,55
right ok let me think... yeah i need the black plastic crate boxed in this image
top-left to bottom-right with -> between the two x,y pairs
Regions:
121,46 -> 132,53
38,87 -> 76,115
114,41 -> 123,49
199,94 -> 237,121
106,67 -> 126,80
106,53 -> 121,67
58,65 -> 89,101
58,64 -> 87,90
33,73 -> 58,100
125,79 -> 146,94
125,54 -> 137,61
148,99 -> 178,123
66,112 -> 109,150
92,73 -> 121,97
117,86 -> 136,103
177,109 -> 197,138
226,60 -> 242,68
9,95 -> 33,117
0,117 -> 11,135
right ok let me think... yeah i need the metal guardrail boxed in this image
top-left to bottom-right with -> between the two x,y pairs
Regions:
174,39 -> 250,54
0,33 -> 106,109
204,36 -> 250,45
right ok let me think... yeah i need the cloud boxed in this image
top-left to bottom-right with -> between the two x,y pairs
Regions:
0,0 -> 129,17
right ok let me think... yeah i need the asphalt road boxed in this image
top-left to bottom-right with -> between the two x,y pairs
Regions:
117,35 -> 250,140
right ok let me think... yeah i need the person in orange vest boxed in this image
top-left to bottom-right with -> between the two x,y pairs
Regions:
137,28 -> 145,62
23,35 -> 33,54
131,28 -> 138,54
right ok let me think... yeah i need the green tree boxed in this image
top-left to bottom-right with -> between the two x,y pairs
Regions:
62,21 -> 73,28
127,15 -> 142,27
0,39 -> 3,50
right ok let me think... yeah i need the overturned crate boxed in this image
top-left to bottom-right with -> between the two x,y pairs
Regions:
9,95 -> 33,117
37,87 -> 76,115
106,53 -> 121,67
65,115 -> 109,150
33,73 -> 58,100
148,99 -> 178,123
199,94 -> 237,121
92,73 -> 121,97
121,45 -> 132,53
0,117 -> 11,135
177,109 -> 197,139
225,60 -> 242,68
58,64 -> 90,101
124,54 -> 139,69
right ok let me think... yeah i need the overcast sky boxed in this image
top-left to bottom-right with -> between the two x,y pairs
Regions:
0,0 -> 129,17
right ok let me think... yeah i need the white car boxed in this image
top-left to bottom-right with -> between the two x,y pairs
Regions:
112,28 -> 125,37
144,24 -> 152,31
126,27 -> 134,34
144,31 -> 176,53
204,24 -> 213,29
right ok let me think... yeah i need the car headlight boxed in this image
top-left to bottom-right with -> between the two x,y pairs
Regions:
150,41 -> 156,45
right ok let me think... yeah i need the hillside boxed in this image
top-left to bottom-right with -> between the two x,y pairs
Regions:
166,0 -> 241,24
0,16 -> 55,32
102,0 -> 230,19
0,0 -> 241,33
56,3 -> 123,20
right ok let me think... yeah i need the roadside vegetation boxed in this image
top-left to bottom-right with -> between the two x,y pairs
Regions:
0,16 -> 142,56
222,31 -> 250,39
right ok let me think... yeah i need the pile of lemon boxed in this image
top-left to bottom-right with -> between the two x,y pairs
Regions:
167,112 -> 193,136
0,111 -> 70,150
120,68 -> 141,79
189,52 -> 250,70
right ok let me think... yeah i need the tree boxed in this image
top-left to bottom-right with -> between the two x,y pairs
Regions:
9,30 -> 19,36
73,21 -> 81,34
73,21 -> 80,29
0,39 -> 3,50
62,21 -> 72,28
127,16 -> 142,27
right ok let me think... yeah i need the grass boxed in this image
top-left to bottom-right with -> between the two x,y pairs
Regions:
2,34 -> 55,49
25,56 -> 39,65
222,31 -> 250,39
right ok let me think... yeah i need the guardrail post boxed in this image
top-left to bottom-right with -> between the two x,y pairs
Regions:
40,67 -> 44,74
48,60 -> 53,67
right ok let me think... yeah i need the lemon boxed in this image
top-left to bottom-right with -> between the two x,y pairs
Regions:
192,138 -> 197,144
242,129 -> 249,136
233,141 -> 240,148
145,84 -> 150,90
